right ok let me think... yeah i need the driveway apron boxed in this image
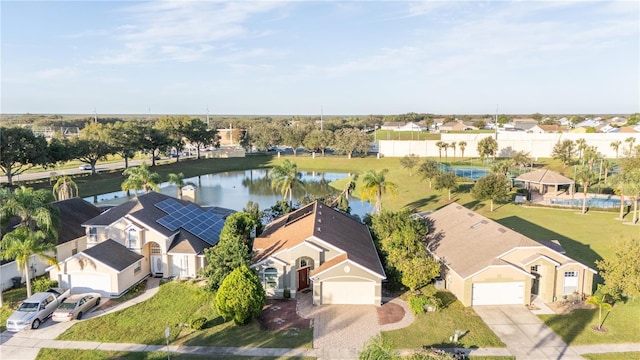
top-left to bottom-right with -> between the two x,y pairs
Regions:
474,305 -> 585,360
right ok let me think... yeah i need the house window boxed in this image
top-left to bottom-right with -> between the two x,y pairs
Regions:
71,248 -> 78,256
88,227 -> 97,243
150,243 -> 162,254
134,261 -> 141,275
300,259 -> 307,268
127,228 -> 139,249
263,268 -> 278,289
563,271 -> 579,295
530,265 -> 539,272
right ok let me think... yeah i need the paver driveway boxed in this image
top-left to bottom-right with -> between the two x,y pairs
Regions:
474,305 -> 585,360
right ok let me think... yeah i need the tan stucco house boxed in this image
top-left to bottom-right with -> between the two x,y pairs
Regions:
252,201 -> 386,306
48,192 -> 233,297
1,198 -> 103,291
426,203 -> 595,306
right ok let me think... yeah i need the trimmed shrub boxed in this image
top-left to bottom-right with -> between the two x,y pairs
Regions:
31,277 -> 58,293
408,294 -> 443,314
189,317 -> 207,330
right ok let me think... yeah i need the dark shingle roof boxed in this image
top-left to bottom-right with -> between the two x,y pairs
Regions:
82,239 -> 144,271
52,198 -> 103,245
254,201 -> 385,278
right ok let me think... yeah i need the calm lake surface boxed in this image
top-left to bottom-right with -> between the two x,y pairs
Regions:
84,169 -> 374,219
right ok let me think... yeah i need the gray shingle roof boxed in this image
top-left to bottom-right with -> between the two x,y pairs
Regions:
515,169 -> 574,185
52,198 -> 103,245
82,239 -> 144,271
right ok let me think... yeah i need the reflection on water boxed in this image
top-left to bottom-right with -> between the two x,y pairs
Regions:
84,169 -> 373,219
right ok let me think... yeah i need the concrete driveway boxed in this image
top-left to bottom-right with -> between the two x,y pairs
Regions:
473,305 -> 584,360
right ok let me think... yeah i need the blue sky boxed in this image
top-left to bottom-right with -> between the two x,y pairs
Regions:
1,1 -> 638,115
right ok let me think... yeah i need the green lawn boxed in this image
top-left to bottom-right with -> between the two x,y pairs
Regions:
582,352 -> 640,360
57,280 -> 312,349
0,286 -> 29,332
539,300 -> 640,345
36,349 -> 315,360
382,291 -> 505,349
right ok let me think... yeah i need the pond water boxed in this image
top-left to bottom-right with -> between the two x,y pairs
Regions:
83,170 -> 374,219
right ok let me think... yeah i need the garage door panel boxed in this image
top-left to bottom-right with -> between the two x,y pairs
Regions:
472,282 -> 524,306
322,281 -> 374,305
70,273 -> 111,297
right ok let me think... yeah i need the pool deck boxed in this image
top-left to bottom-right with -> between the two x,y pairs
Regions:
530,191 -> 632,208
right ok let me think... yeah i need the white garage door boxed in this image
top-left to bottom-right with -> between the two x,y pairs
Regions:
70,273 -> 111,297
472,282 -> 524,306
321,281 -> 375,305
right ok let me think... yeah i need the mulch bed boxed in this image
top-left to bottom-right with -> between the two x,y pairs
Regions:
259,299 -> 311,331
377,301 -> 405,325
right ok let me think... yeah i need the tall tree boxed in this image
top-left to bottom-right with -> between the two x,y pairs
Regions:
450,142 -> 457,160
434,141 -> 445,159
551,140 -> 575,167
121,163 -> 161,195
52,175 -> 79,201
596,236 -> 640,301
139,125 -> 172,166
610,141 -> 622,158
458,141 -> 467,159
512,151 -> 533,169
269,160 -> 302,206
471,173 -> 511,212
182,118 -> 217,159
167,172 -> 193,199
625,137 -> 637,155
303,129 -> 334,157
0,186 -> 60,241
574,165 -> 596,214
332,128 -> 370,158
477,136 -> 498,161
1,226 -> 58,297
417,160 -> 441,189
0,127 -> 49,185
575,138 -> 588,160
281,125 -> 309,156
433,171 -> 458,200
361,169 -> 397,214
400,154 -> 420,176
108,121 -> 142,169
490,159 -> 514,177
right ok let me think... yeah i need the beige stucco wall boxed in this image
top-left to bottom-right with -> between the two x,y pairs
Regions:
254,261 -> 288,298
443,268 -> 466,305
556,265 -> 594,299
311,261 -> 382,306
466,266 -> 532,306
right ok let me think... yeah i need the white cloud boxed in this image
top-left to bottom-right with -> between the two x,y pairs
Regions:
36,66 -> 80,80
90,1 -> 287,64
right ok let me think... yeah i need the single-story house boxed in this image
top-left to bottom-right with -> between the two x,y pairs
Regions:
49,192 -> 232,297
252,200 -> 386,306
426,203 -> 595,306
1,197 -> 102,291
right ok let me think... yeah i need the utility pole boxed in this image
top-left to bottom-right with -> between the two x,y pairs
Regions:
206,105 -> 210,129
94,108 -> 97,123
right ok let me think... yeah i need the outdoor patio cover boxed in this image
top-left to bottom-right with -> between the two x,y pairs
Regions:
515,169 -> 575,195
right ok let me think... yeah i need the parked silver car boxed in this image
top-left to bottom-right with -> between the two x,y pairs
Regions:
6,288 -> 70,331
52,293 -> 101,321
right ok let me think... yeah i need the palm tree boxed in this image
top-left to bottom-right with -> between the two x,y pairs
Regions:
608,173 -> 630,220
270,160 -> 302,207
450,142 -> 457,160
490,159 -> 514,177
0,186 -> 59,241
435,141 -> 445,159
610,141 -> 622,158
167,172 -> 195,199
512,151 -> 533,169
458,141 -> 467,159
576,138 -> 587,160
361,169 -> 397,214
574,165 -> 596,214
121,163 -> 160,196
1,226 -> 58,298
625,137 -> 636,155
585,294 -> 612,331
52,175 -> 79,201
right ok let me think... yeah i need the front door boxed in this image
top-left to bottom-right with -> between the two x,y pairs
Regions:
297,267 -> 310,291
151,255 -> 163,276
531,274 -> 540,295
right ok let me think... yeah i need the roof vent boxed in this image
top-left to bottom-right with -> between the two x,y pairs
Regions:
318,219 -> 322,223
467,212 -> 474,217
497,228 -> 507,233
317,227 -> 321,232
481,220 -> 489,224
470,221 -> 484,229
456,205 -> 463,209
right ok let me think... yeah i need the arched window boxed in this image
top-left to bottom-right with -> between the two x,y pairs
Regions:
300,258 -> 308,268
263,268 -> 278,289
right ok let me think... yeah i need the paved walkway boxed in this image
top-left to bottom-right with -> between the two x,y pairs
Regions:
2,281 -> 639,360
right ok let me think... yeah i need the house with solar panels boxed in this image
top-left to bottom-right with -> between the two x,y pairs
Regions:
48,192 -> 233,297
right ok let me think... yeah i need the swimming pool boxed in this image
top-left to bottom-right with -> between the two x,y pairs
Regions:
440,165 -> 489,181
549,196 -> 631,208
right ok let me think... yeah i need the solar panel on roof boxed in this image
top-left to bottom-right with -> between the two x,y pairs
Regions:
155,199 -> 225,244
